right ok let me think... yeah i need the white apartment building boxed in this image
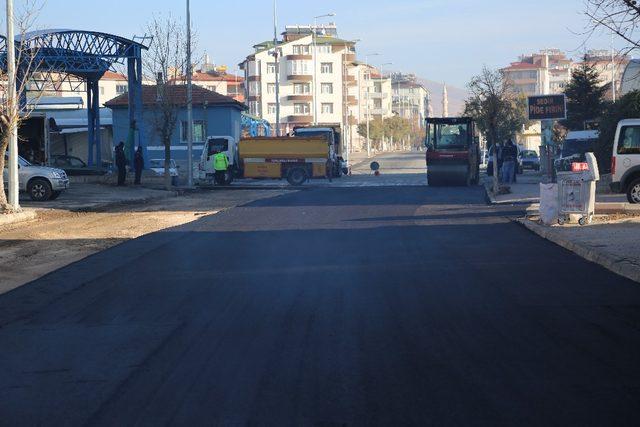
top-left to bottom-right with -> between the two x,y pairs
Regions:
31,71 -> 133,107
502,49 -> 573,96
391,73 -> 429,127
240,24 -> 359,143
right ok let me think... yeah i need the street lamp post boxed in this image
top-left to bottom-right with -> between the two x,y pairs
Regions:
6,0 -> 18,209
186,0 -> 194,187
364,53 -> 379,158
312,13 -> 335,125
378,62 -> 392,151
273,0 -> 281,136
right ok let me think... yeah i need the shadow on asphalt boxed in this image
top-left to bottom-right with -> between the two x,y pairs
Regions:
242,186 -> 487,207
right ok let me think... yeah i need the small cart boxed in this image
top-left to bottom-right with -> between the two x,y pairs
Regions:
557,153 -> 600,226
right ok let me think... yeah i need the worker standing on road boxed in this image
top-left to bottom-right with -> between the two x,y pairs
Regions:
501,139 -> 517,184
134,146 -> 144,185
213,149 -> 229,185
115,141 -> 127,186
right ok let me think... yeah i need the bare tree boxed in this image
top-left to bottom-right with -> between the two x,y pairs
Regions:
464,67 -> 529,194
142,14 -> 190,190
585,1 -> 640,54
0,1 -> 44,212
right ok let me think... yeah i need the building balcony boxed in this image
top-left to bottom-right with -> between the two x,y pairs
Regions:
287,115 -> 313,124
287,94 -> 313,101
345,75 -> 356,83
347,95 -> 358,105
248,95 -> 261,102
343,53 -> 356,62
368,92 -> 387,99
247,75 -> 261,82
368,108 -> 388,116
286,54 -> 312,60
287,74 -> 313,82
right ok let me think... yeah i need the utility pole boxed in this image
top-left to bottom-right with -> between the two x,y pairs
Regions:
6,0 -> 19,209
186,0 -> 194,187
273,0 -> 281,136
365,53 -> 379,158
379,62 -> 392,152
611,30 -> 616,102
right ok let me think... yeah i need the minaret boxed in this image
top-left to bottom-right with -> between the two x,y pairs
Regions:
442,83 -> 449,118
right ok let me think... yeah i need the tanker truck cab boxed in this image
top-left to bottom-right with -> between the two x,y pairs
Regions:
425,117 -> 480,186
197,136 -> 237,185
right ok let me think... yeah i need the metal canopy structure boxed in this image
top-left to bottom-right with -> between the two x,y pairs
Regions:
0,29 -> 149,166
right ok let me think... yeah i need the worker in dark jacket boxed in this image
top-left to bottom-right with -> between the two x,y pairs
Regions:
115,141 -> 127,186
134,146 -> 144,185
501,139 -> 518,184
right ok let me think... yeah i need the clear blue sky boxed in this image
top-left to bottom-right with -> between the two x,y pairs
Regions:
22,0 -> 625,88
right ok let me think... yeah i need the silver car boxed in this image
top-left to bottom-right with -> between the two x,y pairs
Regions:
3,155 -> 69,201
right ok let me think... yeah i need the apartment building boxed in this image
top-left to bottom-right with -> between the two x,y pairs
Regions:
189,70 -> 245,103
502,49 -> 573,96
31,71 -> 134,107
391,73 -> 429,126
240,24 -> 358,139
574,49 -> 629,101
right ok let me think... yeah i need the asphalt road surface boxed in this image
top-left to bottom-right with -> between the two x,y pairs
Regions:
2,152 -> 640,425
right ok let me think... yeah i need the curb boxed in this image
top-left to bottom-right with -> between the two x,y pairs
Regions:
516,218 -> 640,283
0,210 -> 38,228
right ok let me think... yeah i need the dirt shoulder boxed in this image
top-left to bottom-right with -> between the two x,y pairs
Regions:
0,189 -> 289,294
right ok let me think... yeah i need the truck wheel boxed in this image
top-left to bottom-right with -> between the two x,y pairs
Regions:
287,167 -> 308,186
627,178 -> 640,204
28,178 -> 52,201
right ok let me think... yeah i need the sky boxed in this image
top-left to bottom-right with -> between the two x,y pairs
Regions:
16,0 -> 627,89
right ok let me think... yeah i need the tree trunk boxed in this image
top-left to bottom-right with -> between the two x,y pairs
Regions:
492,142 -> 499,195
0,137 -> 12,212
164,138 -> 172,190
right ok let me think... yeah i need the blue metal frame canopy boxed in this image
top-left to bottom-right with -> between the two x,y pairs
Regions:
0,29 -> 149,166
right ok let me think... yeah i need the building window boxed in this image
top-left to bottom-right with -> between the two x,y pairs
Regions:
266,83 -> 276,94
294,83 -> 311,94
116,84 -> 128,94
249,101 -> 260,116
267,62 -> 277,74
267,103 -> 277,114
293,45 -> 310,55
374,99 -> 382,109
320,62 -> 333,74
316,44 -> 331,54
288,60 -> 310,75
321,103 -> 334,114
206,85 -> 218,92
374,82 -> 382,93
99,86 -> 105,95
321,83 -> 333,94
294,103 -> 310,115
249,81 -> 260,96
181,120 -> 206,143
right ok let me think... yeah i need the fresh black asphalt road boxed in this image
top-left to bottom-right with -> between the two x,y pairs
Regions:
2,177 -> 640,425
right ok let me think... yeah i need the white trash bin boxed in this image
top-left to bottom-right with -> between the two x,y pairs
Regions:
557,152 -> 600,226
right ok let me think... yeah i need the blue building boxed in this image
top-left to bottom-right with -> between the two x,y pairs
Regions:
106,85 -> 246,168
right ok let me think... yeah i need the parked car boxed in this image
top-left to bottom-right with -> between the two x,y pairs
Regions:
611,119 -> 640,203
519,150 -> 540,171
3,155 -> 69,201
555,130 -> 598,172
51,155 -> 106,176
149,159 -> 179,185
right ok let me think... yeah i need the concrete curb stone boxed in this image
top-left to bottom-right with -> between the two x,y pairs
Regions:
516,217 -> 640,283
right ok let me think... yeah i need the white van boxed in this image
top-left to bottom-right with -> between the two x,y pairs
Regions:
611,119 -> 640,203
196,136 -> 236,185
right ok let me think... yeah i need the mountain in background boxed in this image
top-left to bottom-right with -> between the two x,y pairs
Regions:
417,79 -> 468,117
